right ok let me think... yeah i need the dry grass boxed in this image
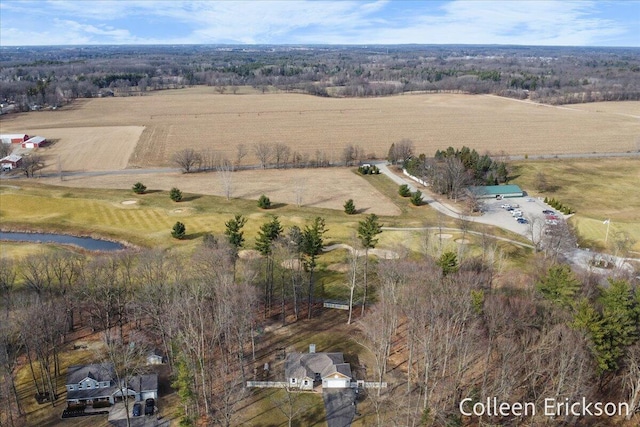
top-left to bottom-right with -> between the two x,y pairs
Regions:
36,167 -> 402,216
511,157 -> 640,252
34,126 -> 143,171
1,89 -> 638,172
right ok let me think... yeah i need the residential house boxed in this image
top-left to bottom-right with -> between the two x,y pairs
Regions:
285,350 -> 352,390
66,363 -> 158,407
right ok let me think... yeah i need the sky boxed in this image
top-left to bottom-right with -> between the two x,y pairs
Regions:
0,0 -> 638,47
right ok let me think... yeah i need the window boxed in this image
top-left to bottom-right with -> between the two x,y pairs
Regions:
291,378 -> 296,384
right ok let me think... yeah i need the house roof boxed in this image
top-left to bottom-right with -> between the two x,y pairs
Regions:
66,364 -> 114,385
129,374 -> 158,392
25,136 -> 45,144
285,352 -> 352,380
467,184 -> 523,197
0,154 -> 22,163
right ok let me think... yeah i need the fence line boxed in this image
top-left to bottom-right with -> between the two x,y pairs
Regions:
403,169 -> 428,187
246,381 -> 288,388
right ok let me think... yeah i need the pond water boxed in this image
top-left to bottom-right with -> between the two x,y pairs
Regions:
0,232 -> 125,251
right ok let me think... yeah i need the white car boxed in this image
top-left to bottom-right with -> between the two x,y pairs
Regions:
511,210 -> 523,217
501,203 -> 511,209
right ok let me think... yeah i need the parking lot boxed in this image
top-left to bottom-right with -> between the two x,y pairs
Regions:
474,195 -> 562,241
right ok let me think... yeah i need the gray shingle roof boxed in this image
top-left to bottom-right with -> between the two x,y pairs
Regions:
285,352 -> 352,380
66,364 -> 114,385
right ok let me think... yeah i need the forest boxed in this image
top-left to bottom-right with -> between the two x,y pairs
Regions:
1,213 -> 639,426
1,44 -> 640,112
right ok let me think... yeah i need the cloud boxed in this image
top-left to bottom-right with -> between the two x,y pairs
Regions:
0,0 -> 636,46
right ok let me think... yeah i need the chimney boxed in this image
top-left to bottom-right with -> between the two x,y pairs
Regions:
309,344 -> 316,354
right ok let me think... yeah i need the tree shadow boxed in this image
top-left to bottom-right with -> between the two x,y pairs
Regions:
184,231 -> 207,240
269,203 -> 287,209
181,195 -> 201,202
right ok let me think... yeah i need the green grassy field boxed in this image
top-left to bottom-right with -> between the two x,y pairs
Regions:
510,157 -> 640,253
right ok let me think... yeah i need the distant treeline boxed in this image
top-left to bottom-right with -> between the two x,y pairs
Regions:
1,44 -> 639,111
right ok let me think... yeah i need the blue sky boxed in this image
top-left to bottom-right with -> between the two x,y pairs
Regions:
1,1 -> 638,46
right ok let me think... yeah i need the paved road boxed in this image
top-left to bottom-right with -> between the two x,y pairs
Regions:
323,389 -> 357,427
375,161 -> 638,273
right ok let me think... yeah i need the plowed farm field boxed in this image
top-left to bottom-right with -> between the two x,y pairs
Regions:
1,87 -> 638,171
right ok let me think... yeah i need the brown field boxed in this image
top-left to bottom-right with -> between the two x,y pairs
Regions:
1,88 -> 638,172
32,126 -> 143,171
38,167 -> 403,216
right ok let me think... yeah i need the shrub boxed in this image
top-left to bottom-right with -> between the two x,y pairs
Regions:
258,194 -> 271,209
132,182 -> 147,194
92,401 -> 111,408
171,221 -> 186,239
170,187 -> 183,202
398,184 -> 411,197
410,190 -> 423,206
344,199 -> 356,215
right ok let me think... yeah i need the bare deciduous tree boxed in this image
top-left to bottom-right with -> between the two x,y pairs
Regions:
254,143 -> 272,169
20,154 -> 44,178
273,143 -> 291,169
172,148 -> 202,173
235,143 -> 248,169
217,158 -> 234,200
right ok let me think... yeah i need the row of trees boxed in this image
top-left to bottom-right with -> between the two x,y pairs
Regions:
171,142 -> 376,174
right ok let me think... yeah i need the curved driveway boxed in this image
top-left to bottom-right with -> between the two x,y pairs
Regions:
375,162 -> 638,272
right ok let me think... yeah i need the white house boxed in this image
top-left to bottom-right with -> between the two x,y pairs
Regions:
285,350 -> 352,390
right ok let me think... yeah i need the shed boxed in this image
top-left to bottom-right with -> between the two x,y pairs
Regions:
0,134 -> 29,144
146,350 -> 164,365
1,154 -> 23,170
467,184 -> 524,199
22,136 -> 46,149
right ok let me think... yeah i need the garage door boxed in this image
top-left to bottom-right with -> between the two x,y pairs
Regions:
325,379 -> 348,388
141,391 -> 157,401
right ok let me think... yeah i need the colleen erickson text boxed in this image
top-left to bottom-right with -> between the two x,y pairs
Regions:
459,397 -> 631,418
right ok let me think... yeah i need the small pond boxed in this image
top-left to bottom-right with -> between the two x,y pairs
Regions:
0,232 -> 126,251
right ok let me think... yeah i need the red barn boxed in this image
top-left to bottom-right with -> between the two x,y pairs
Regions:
0,134 -> 29,144
22,136 -> 46,148
0,154 -> 23,170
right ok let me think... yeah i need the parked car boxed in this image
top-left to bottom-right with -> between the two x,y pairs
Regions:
145,398 -> 155,416
133,403 -> 142,417
517,217 -> 528,224
542,209 -> 555,215
511,210 -> 523,217
501,203 -> 511,209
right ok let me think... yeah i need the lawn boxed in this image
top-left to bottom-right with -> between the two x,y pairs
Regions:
510,157 -> 640,253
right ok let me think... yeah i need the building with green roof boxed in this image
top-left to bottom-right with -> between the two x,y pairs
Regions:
467,184 -> 524,199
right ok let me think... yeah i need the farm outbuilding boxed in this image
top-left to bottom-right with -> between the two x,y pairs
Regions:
0,134 -> 29,144
1,154 -> 23,170
467,184 -> 524,199
21,136 -> 46,148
